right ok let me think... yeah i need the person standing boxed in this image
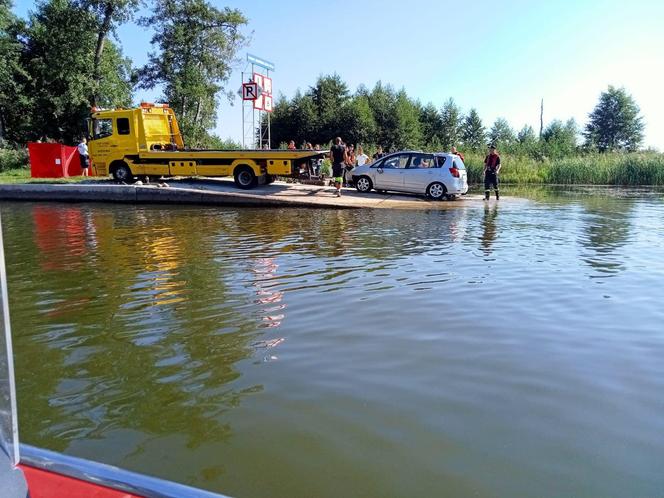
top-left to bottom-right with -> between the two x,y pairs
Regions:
356,145 -> 369,166
483,144 -> 501,200
77,137 -> 90,177
313,144 -> 323,176
372,146 -> 385,161
344,144 -> 356,186
451,146 -> 465,163
330,137 -> 347,197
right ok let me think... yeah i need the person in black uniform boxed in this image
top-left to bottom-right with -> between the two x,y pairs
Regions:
483,144 -> 501,200
329,137 -> 348,197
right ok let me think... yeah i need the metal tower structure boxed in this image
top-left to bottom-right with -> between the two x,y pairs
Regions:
241,54 -> 275,149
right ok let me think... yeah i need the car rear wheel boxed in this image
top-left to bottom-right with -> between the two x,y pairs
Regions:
427,182 -> 447,200
355,176 -> 373,193
234,165 -> 257,189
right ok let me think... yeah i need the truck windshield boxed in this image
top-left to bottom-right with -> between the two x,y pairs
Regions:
92,119 -> 113,139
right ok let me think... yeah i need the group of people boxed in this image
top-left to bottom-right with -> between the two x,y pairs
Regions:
328,138 -> 385,196
289,137 -> 502,200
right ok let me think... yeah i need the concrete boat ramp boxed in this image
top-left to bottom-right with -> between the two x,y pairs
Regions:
0,178 -> 507,209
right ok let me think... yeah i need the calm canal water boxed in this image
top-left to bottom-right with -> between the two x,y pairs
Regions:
2,187 -> 664,498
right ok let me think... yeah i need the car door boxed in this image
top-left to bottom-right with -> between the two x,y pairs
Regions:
404,153 -> 436,192
374,153 -> 410,190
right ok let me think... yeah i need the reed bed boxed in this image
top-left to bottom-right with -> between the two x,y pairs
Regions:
463,152 -> 664,185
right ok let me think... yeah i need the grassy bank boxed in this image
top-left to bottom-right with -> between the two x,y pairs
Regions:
463,152 -> 664,185
0,168 -> 88,184
0,149 -> 89,184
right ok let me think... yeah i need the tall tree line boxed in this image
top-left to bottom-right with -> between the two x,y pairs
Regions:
0,0 -> 247,146
271,76 -> 646,156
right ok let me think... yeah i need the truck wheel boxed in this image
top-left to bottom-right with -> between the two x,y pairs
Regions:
234,165 -> 257,189
112,163 -> 133,183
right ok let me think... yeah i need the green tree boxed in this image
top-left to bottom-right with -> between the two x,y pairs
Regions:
0,0 -> 31,143
206,134 -> 241,149
440,98 -> 462,150
460,108 -> 485,151
392,89 -> 421,150
268,95 -> 293,148
290,91 -> 317,144
340,94 -> 376,147
270,91 -> 324,147
309,74 -> 349,139
79,0 -> 139,106
542,118 -> 578,157
515,124 -> 538,156
138,0 -> 247,147
517,124 -> 536,145
368,82 -> 398,149
23,0 -> 132,142
419,102 -> 442,148
584,86 -> 644,152
489,117 -> 515,149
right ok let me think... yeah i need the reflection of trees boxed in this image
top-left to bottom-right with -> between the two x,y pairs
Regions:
4,204 -> 267,453
577,196 -> 635,277
223,208 -> 471,262
3,202 -> 476,456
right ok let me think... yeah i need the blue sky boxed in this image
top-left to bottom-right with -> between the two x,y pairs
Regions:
12,0 -> 664,149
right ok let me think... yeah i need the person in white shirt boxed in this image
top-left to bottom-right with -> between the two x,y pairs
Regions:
77,137 -> 90,177
356,145 -> 369,166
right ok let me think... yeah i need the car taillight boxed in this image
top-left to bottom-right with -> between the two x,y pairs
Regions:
449,167 -> 460,178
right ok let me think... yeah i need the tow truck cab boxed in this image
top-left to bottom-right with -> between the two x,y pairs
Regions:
88,103 -> 184,177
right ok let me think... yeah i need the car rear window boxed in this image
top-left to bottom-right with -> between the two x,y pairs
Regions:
453,159 -> 466,170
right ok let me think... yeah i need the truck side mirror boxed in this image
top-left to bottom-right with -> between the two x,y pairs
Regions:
83,118 -> 92,140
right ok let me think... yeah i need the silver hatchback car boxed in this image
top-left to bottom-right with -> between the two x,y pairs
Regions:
352,151 -> 468,200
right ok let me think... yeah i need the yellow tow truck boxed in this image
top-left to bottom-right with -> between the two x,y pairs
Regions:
87,103 -> 327,188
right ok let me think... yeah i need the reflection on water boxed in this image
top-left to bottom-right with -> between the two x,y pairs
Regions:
3,189 -> 664,498
480,204 -> 498,255
579,196 -> 634,277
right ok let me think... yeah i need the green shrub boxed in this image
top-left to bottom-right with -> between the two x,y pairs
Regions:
0,148 -> 29,173
204,135 -> 242,150
320,158 -> 331,176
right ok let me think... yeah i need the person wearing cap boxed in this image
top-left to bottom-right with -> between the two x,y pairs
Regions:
483,144 -> 501,200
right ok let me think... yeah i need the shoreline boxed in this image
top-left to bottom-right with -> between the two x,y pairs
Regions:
0,179 -> 496,210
